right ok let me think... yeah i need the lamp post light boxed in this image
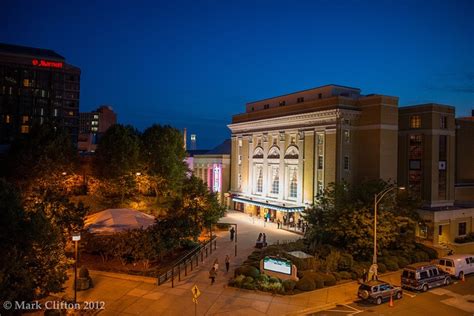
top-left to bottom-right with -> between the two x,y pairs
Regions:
72,232 -> 81,303
371,185 -> 405,279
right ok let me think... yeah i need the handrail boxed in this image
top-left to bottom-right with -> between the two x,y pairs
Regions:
157,236 -> 217,287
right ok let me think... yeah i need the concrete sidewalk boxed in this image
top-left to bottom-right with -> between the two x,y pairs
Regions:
59,211 -> 403,315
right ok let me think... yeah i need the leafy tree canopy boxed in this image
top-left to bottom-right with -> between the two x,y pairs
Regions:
304,180 -> 421,259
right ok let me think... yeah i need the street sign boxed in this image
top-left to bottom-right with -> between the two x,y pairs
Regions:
191,284 -> 201,299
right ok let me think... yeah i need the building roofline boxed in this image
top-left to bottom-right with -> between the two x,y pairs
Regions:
0,42 -> 65,61
399,103 -> 456,110
246,84 -> 361,105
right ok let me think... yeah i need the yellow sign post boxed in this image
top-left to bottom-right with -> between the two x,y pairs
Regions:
191,284 -> 200,316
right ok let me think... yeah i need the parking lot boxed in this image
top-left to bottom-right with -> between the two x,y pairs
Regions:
310,274 -> 474,316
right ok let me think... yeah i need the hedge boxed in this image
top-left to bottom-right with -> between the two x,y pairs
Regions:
296,277 -> 316,291
235,265 -> 260,278
377,263 -> 387,273
282,279 -> 297,292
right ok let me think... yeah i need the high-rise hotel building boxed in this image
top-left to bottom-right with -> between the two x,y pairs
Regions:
0,43 -> 81,146
228,84 -> 399,220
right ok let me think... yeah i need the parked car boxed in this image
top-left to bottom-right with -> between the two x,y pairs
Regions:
435,254 -> 474,279
401,262 -> 451,291
357,280 -> 403,305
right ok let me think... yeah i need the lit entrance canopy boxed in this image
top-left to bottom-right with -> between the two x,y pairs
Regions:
233,197 -> 305,213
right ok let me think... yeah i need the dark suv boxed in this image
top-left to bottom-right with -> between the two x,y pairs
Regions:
401,262 -> 451,291
357,280 -> 403,305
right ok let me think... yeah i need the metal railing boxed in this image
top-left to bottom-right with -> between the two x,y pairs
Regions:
157,237 -> 217,287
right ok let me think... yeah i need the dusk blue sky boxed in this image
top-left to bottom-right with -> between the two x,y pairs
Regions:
3,0 -> 473,149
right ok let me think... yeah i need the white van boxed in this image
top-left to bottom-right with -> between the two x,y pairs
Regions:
435,254 -> 474,279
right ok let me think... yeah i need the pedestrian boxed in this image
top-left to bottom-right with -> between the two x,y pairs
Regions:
277,219 -> 281,229
213,258 -> 219,272
258,232 -> 262,241
230,227 -> 235,241
209,267 -> 216,284
225,255 -> 230,272
362,269 -> 368,283
283,215 -> 287,225
263,233 -> 267,246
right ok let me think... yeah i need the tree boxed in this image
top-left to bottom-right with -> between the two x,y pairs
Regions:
304,180 -> 420,259
141,125 -> 187,192
6,123 -> 77,185
0,179 -> 71,302
94,124 -> 141,203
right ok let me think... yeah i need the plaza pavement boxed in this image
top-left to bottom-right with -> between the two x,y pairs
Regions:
60,211 -> 402,315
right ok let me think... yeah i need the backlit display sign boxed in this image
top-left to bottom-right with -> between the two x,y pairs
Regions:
213,164 -> 221,193
263,257 -> 292,275
32,59 -> 63,68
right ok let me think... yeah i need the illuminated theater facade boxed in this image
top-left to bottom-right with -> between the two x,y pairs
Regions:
228,84 -> 399,222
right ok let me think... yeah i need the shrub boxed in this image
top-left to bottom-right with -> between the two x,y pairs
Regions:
414,251 -> 430,263
384,259 -> 399,271
332,272 -> 341,281
338,253 -> 354,271
242,282 -> 257,290
267,281 -> 284,294
454,232 -> 474,244
325,250 -> 341,272
338,271 -> 352,280
282,279 -> 297,292
320,273 -> 336,286
269,276 -> 280,283
233,274 -> 246,287
244,276 -> 254,284
396,257 -> 410,268
256,274 -> 269,283
296,277 -> 316,291
416,243 -> 438,259
235,265 -> 260,278
377,263 -> 387,273
79,266 -> 90,278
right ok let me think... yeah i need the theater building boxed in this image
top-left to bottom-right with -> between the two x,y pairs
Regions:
0,43 -> 81,146
228,84 -> 399,223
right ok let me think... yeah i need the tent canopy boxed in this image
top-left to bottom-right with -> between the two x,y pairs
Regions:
84,208 -> 155,234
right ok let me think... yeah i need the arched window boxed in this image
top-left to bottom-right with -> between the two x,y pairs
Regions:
253,146 -> 264,159
267,146 -> 280,159
270,166 -> 279,194
284,145 -> 299,160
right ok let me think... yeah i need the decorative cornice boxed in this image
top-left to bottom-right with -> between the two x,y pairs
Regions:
228,109 -> 360,134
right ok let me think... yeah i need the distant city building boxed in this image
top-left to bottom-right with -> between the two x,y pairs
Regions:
0,43 -> 81,145
191,139 -> 231,205
190,134 -> 197,150
398,104 -> 456,208
228,84 -> 399,224
78,105 -> 117,153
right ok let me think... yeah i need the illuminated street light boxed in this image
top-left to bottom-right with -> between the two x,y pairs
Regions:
371,186 -> 405,279
136,172 -> 141,176
61,172 -> 67,176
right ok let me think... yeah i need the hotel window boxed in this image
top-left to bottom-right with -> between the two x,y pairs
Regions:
270,166 -> 279,194
264,104 -> 269,109
251,106 -> 254,111
344,156 -> 350,170
5,115 -> 11,123
409,135 -> 423,194
21,125 -> 29,134
288,166 -> 298,198
69,111 -> 74,116
54,109 -> 58,117
256,166 -> 263,193
440,116 -> 447,129
343,130 -> 351,143
410,115 -> 421,129
458,222 -> 467,236
297,97 -> 304,103
23,79 -> 30,87
22,115 -> 29,124
318,156 -> 323,169
318,93 -> 322,99
279,101 -> 286,106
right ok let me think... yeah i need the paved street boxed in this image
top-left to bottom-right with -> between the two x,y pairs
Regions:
311,274 -> 474,316
56,211 -> 474,315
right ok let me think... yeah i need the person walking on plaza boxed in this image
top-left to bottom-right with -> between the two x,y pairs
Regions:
213,258 -> 219,272
209,267 -> 217,284
263,233 -> 267,247
225,255 -> 230,272
230,226 -> 235,241
362,268 -> 368,283
277,219 -> 281,229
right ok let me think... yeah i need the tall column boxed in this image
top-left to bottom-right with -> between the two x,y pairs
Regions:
297,131 -> 304,203
247,135 -> 254,195
262,134 -> 269,196
279,132 -> 285,201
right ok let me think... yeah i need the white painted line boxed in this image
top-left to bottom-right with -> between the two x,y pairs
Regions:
343,304 -> 363,313
404,292 -> 416,298
326,309 -> 352,313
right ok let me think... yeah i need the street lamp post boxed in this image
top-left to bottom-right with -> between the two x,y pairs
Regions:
371,186 -> 405,279
72,232 -> 81,303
